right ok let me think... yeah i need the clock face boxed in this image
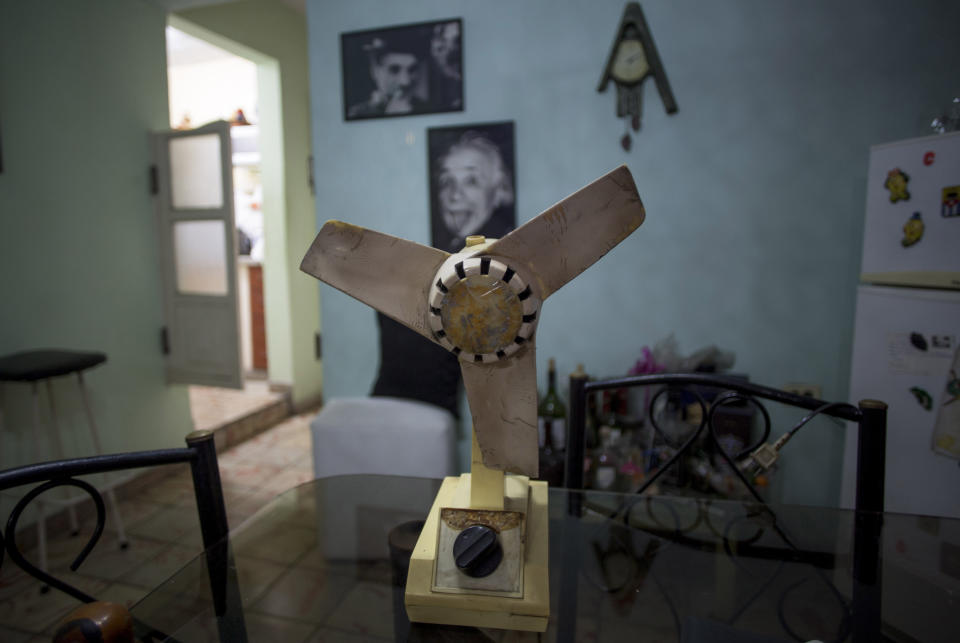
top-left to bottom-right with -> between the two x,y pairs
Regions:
611,39 -> 649,84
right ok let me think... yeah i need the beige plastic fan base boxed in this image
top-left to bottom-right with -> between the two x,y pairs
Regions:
404,433 -> 549,632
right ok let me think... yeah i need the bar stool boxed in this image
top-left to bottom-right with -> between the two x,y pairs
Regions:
0,349 -> 127,579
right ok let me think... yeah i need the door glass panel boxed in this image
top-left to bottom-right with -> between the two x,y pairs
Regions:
173,220 -> 228,295
169,134 -> 223,209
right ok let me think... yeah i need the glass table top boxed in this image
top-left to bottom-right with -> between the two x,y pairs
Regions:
130,475 -> 959,642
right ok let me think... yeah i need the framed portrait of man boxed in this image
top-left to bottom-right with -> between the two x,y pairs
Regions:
427,121 -> 516,253
341,18 -> 463,121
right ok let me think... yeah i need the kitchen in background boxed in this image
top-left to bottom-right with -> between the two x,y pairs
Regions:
166,25 -> 268,376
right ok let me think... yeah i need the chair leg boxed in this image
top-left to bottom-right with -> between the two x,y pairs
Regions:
44,380 -> 79,536
30,383 -> 50,591
77,372 -> 127,548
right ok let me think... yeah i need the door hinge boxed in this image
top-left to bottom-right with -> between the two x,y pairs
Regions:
307,155 -> 315,196
161,326 -> 170,355
314,331 -> 322,360
149,165 -> 159,195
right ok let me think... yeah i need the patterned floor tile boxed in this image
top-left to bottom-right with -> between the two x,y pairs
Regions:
219,461 -> 286,491
85,580 -> 152,612
62,533 -> 171,583
127,504 -> 202,547
251,567 -> 354,624
245,611 -> 318,642
226,489 -> 277,527
0,574 -> 106,634
322,581 -> 394,639
126,472 -> 196,507
120,541 -> 204,589
0,564 -> 35,602
307,625 -> 391,642
0,625 -> 34,643
189,381 -> 284,432
292,546 -> 329,572
234,555 -> 290,606
164,611 -> 221,643
257,467 -> 314,496
233,522 -> 318,565
110,497 -> 168,527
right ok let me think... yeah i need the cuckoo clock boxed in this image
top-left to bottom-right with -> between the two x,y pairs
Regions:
598,2 -> 677,150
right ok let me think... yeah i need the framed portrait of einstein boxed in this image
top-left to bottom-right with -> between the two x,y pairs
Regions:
341,18 -> 463,121
427,122 -> 517,253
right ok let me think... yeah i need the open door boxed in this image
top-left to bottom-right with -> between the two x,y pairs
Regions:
153,120 -> 242,388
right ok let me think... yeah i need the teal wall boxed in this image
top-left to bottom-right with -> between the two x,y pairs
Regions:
0,1 -> 193,464
306,0 -> 960,505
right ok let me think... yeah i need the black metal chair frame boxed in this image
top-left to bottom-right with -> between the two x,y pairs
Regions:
563,372 -> 887,643
0,429 -> 248,643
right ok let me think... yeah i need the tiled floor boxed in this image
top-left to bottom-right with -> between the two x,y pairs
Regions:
189,380 -> 286,432
0,389 -> 315,642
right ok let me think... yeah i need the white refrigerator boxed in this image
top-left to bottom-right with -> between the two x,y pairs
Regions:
838,134 -> 960,643
840,131 -> 960,520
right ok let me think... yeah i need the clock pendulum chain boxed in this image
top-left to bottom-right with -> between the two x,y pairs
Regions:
619,88 -> 643,151
621,117 -> 632,152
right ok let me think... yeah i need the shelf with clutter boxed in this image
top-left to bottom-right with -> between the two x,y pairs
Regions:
537,336 -> 781,503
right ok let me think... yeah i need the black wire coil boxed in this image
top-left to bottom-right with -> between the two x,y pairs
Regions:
572,376 -> 860,643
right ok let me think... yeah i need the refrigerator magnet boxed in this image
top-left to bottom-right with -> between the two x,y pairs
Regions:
885,168 -> 910,202
901,212 -> 924,247
942,185 -> 960,217
910,331 -> 928,351
923,151 -> 936,166
910,386 -> 933,410
945,369 -> 960,405
931,357 -> 960,460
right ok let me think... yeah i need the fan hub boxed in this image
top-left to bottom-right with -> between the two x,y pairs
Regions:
440,275 -> 523,354
428,256 -> 540,362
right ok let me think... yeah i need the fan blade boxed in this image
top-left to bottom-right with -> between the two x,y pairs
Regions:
485,165 -> 644,299
461,343 -> 539,476
300,221 -> 450,341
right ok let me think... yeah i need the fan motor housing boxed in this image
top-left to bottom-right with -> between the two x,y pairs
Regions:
428,253 -> 540,363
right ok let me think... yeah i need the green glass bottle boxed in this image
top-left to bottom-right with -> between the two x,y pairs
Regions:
537,358 -> 567,486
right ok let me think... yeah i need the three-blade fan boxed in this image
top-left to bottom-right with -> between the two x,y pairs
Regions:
301,165 -> 645,477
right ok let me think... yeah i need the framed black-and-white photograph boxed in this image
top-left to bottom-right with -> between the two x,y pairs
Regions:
341,18 -> 463,121
428,122 -> 516,253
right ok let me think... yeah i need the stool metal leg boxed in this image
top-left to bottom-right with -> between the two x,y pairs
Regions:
44,380 -> 80,536
30,383 -> 49,585
77,372 -> 127,548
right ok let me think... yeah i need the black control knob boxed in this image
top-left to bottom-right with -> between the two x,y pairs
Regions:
453,524 -> 503,577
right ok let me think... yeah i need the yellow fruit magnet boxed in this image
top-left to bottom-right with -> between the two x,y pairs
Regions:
910,386 -> 933,410
885,168 -> 910,202
901,212 -> 924,247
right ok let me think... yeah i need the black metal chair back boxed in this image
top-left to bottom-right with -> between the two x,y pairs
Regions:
563,372 -> 887,643
0,430 -> 247,642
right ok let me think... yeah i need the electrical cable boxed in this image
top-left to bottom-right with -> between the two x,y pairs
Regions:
706,396 -> 855,642
649,563 -> 682,640
575,388 -> 859,642
787,402 -> 857,441
777,577 -> 852,643
635,495 -> 702,535
725,559 -> 787,626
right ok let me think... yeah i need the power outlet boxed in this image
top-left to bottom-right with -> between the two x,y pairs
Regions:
784,382 -> 822,399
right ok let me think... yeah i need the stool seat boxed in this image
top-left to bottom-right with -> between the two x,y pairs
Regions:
0,347 -> 125,573
311,396 -> 457,480
0,350 -> 107,382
